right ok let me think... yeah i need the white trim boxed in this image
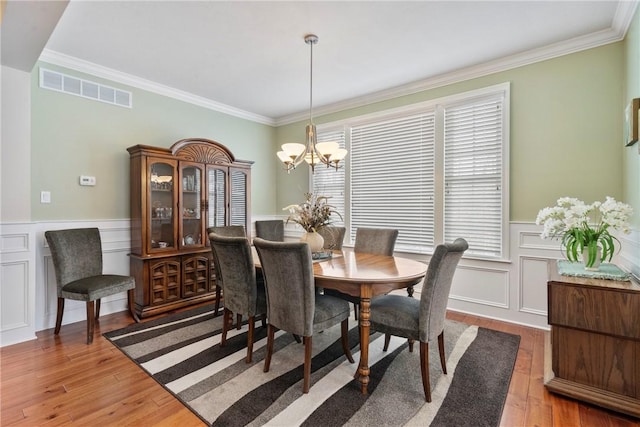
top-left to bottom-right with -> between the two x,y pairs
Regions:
34,0 -> 637,128
275,9 -> 635,126
38,50 -> 276,126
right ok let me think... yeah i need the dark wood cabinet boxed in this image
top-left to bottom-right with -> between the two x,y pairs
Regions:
128,138 -> 252,318
545,261 -> 640,418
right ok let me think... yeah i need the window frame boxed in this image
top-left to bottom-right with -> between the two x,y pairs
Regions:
313,82 -> 510,261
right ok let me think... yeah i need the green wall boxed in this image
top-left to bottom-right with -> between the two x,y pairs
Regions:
31,62 -> 277,220
276,43 -> 626,222
624,7 -> 640,228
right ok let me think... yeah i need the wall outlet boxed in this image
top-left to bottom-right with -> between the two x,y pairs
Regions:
79,175 -> 96,186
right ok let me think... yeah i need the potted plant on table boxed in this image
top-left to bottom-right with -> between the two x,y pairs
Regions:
535,196 -> 633,270
283,193 -> 342,252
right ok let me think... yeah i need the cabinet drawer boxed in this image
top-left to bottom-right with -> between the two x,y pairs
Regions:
548,282 -> 640,339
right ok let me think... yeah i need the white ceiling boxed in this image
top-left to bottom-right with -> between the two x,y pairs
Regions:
2,1 -> 638,125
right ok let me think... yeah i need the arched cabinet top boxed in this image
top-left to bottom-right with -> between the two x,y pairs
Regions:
128,138 -> 253,167
171,138 -> 235,164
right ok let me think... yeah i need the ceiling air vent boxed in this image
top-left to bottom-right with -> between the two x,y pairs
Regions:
39,68 -> 132,108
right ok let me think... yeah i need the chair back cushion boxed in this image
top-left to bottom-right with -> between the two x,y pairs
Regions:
419,238 -> 468,342
45,228 -> 103,291
209,234 -> 261,317
317,226 -> 346,250
253,238 -> 315,336
353,227 -> 398,256
207,226 -> 246,237
255,220 -> 285,241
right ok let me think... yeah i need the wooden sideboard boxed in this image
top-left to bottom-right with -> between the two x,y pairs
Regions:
545,261 -> 640,418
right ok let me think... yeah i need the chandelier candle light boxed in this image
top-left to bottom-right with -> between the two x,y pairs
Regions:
536,197 -> 633,270
277,34 -> 347,173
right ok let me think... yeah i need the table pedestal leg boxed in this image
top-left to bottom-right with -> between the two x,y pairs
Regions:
357,294 -> 371,394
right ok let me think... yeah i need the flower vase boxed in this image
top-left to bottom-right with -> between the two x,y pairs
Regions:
301,231 -> 324,253
581,247 -> 602,271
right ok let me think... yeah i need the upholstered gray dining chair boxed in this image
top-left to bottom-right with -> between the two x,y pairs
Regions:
207,225 -> 246,237
369,238 -> 468,402
208,226 -> 247,316
210,233 -> 267,363
327,227 -> 399,319
253,237 -> 355,393
353,227 -> 398,256
45,228 -> 139,344
255,220 -> 285,242
317,226 -> 346,250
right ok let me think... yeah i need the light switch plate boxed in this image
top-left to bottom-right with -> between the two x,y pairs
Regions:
41,191 -> 51,203
80,176 -> 96,186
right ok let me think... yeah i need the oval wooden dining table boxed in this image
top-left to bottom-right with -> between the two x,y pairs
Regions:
255,247 -> 428,394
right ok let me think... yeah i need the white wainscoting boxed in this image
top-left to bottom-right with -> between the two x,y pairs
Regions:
1,219 -> 638,346
0,223 -> 37,346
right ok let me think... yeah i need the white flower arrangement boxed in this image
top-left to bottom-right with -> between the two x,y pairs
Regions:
535,197 -> 633,267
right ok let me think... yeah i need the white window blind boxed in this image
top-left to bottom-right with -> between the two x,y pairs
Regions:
313,83 -> 508,259
313,129 -> 346,227
444,96 -> 504,258
350,113 -> 436,252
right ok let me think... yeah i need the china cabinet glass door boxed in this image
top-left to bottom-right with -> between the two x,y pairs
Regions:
207,166 -> 227,229
149,160 -> 176,252
230,168 -> 248,227
180,163 -> 204,247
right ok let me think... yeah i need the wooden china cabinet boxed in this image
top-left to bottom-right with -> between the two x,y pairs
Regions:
128,138 -> 252,318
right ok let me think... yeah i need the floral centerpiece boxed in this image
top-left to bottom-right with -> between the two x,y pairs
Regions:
535,196 -> 633,269
283,192 -> 342,232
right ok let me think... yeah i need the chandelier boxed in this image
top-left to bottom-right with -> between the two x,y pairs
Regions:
277,34 -> 347,173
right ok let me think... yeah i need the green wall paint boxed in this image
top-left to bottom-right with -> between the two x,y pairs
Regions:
276,43 -> 625,222
624,7 -> 640,228
31,62 -> 277,220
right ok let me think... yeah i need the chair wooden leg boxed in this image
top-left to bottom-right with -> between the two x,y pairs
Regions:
407,285 -> 414,298
409,339 -> 415,352
246,316 -> 255,363
293,334 -> 302,343
420,341 -> 432,402
221,308 -> 231,347
214,285 -> 222,316
236,313 -> 242,330
95,298 -> 101,320
438,331 -> 447,374
303,336 -> 312,393
383,333 -> 391,351
264,324 -> 275,373
86,301 -> 95,344
261,313 -> 267,327
128,289 -> 140,323
353,303 -> 358,320
341,319 -> 354,363
54,297 -> 65,335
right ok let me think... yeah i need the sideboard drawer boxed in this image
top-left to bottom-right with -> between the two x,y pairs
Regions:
548,282 -> 640,339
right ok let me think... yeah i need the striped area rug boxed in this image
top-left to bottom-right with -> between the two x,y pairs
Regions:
104,305 -> 520,426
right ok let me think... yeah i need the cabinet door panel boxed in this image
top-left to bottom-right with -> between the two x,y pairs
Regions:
149,258 -> 181,305
180,162 -> 205,247
207,166 -> 227,229
182,255 -> 209,298
230,168 -> 248,228
148,159 -> 178,253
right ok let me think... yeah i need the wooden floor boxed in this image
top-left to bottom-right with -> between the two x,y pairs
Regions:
1,308 -> 639,426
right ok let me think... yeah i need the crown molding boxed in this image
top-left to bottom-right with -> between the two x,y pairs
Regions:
275,1 -> 638,126
38,49 -> 276,126
37,0 -> 637,128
